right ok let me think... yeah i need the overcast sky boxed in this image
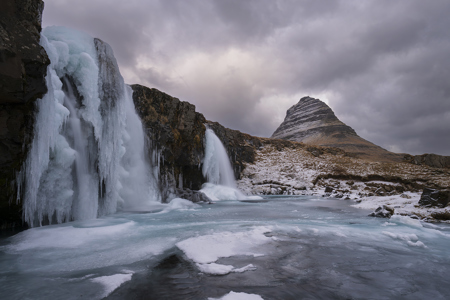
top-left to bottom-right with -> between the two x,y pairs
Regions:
43,0 -> 450,155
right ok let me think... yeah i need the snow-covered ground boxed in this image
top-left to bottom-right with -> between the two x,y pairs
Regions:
237,145 -> 450,222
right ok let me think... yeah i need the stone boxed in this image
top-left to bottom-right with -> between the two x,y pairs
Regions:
325,186 -> 333,193
369,205 -> 394,218
174,188 -> 212,203
418,188 -> 450,208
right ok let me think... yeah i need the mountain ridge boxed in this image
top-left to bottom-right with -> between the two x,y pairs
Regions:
271,96 -> 402,162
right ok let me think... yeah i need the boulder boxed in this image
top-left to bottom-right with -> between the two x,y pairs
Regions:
369,205 -> 394,218
418,188 -> 450,208
324,186 -> 333,193
174,188 -> 212,203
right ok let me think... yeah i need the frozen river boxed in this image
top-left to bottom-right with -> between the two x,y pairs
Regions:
1,196 -> 450,300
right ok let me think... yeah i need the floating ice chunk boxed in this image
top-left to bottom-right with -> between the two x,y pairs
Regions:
208,291 -> 264,300
196,263 -> 257,275
200,183 -> 247,201
91,273 -> 133,298
196,263 -> 234,275
158,198 -> 201,213
176,227 -> 271,264
168,198 -> 201,209
232,264 -> 257,273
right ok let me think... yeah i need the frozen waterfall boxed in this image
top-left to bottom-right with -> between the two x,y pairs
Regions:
17,26 -> 160,226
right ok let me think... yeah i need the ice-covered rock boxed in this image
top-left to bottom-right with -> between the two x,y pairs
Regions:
369,205 -> 395,218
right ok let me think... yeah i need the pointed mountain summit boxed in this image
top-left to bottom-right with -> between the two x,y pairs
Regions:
271,97 -> 401,161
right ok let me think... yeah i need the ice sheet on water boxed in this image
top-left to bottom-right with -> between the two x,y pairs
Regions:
7,221 -> 136,251
176,226 -> 272,264
208,291 -> 264,300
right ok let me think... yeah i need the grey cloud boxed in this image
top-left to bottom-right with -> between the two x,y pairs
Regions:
43,0 -> 450,155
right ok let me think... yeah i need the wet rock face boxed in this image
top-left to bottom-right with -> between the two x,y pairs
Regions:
0,0 -> 48,104
0,0 -> 49,229
419,188 -> 450,208
131,85 -> 207,200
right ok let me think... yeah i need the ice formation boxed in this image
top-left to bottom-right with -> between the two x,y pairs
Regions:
17,26 -> 160,226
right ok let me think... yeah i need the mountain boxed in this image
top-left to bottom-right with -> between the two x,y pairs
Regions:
271,96 -> 402,162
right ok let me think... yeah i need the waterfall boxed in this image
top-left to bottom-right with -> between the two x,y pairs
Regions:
17,26 -> 160,226
200,128 -> 261,201
202,128 -> 236,188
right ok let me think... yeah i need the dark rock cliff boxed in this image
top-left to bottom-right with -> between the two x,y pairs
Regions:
131,84 -> 207,200
0,0 -> 49,229
271,96 -> 402,162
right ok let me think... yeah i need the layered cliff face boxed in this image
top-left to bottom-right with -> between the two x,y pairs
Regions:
131,85 -> 208,200
0,0 -> 49,229
271,97 -> 402,162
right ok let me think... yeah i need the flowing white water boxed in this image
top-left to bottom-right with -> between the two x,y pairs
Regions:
202,128 -> 236,188
17,26 -> 160,226
201,128 -> 259,201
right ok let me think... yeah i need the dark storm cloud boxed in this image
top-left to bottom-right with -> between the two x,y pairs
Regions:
43,0 -> 450,155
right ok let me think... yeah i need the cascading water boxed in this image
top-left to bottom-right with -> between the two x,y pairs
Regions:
202,128 -> 237,188
17,26 -> 160,226
201,128 -> 261,201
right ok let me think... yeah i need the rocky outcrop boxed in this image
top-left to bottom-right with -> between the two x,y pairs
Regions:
369,205 -> 394,218
131,85 -> 207,200
419,188 -> 450,208
404,153 -> 450,169
271,97 -> 402,162
0,0 -> 49,229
